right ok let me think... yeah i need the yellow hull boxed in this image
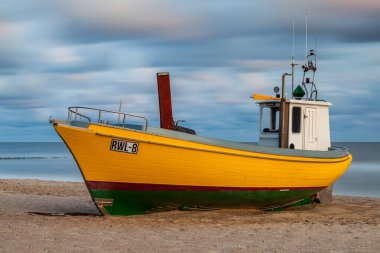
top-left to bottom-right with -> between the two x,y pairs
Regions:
54,123 -> 352,189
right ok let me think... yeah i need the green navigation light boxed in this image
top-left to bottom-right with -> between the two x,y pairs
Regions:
293,85 -> 305,99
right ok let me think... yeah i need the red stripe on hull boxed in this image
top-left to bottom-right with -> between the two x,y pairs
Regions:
87,181 -> 326,192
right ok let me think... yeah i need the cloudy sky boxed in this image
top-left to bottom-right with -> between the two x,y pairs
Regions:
1,0 -> 379,142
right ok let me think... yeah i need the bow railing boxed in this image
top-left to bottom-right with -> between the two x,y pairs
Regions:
67,106 -> 148,131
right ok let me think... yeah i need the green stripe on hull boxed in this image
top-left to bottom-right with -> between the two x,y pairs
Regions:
90,189 -> 319,216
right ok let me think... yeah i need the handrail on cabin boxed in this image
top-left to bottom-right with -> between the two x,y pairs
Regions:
67,106 -> 149,131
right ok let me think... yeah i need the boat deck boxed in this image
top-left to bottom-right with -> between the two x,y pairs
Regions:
65,119 -> 349,159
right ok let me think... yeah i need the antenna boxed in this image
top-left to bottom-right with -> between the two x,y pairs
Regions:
315,35 -> 318,67
305,12 -> 308,63
291,16 -> 295,98
292,17 -> 295,61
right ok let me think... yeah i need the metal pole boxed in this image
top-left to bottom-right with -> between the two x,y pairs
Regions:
292,17 -> 295,98
282,73 -> 292,99
118,101 -> 122,126
291,63 -> 295,98
305,12 -> 308,64
282,74 -> 285,99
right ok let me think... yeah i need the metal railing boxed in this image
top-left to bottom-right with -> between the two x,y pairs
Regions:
67,106 -> 148,131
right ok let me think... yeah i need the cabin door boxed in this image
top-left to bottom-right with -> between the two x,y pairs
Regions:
303,107 -> 318,150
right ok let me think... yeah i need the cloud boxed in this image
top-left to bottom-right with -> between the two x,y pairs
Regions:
44,47 -> 81,64
0,0 -> 379,142
52,0 -> 205,43
3,1 -> 380,45
44,0 -> 380,44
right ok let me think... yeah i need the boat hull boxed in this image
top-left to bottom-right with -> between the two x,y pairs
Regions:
88,181 -> 323,215
53,122 -> 352,215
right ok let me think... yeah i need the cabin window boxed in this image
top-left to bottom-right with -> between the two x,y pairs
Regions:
262,106 -> 279,133
292,107 -> 301,133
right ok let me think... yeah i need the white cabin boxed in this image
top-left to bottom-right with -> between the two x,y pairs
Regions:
257,99 -> 331,151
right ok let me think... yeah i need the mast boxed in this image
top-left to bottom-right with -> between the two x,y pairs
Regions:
300,13 -> 318,100
291,17 -> 295,98
305,13 -> 308,63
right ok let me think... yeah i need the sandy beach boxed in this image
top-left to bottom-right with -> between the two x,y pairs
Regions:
0,179 -> 379,252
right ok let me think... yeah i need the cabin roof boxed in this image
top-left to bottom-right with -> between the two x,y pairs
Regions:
286,99 -> 332,107
253,95 -> 332,106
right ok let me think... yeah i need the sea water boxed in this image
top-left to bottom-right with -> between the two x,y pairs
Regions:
332,142 -> 380,197
0,142 -> 379,197
0,142 -> 81,182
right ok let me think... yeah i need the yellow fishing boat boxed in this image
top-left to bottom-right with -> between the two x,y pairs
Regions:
50,50 -> 352,215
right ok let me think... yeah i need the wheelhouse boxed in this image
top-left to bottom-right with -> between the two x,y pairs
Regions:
257,99 -> 331,151
255,49 -> 332,152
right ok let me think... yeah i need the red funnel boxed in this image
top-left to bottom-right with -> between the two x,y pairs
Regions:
157,72 -> 173,130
